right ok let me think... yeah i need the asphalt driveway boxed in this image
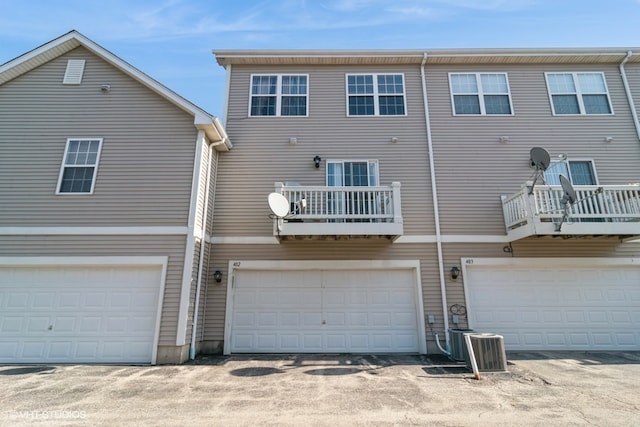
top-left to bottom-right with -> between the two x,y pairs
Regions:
1,351 -> 639,426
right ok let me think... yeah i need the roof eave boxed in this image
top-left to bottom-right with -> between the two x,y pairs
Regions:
1,30 -> 224,135
213,48 -> 640,66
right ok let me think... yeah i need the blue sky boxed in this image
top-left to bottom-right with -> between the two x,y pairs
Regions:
1,0 -> 639,116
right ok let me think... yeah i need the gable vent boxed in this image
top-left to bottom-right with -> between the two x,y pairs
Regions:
63,59 -> 86,85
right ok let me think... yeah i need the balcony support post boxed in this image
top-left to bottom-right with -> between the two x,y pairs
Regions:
392,182 -> 403,225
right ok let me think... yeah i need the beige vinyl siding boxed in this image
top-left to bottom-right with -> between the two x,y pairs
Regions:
203,242 -> 442,343
206,150 -> 220,236
0,234 -> 188,345
426,63 -> 640,235
627,63 -> 640,123
0,47 -> 197,227
215,64 -> 435,236
195,240 -> 212,341
184,236 -> 202,343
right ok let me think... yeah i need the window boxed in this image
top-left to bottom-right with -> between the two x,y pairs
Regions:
57,138 -> 103,194
449,73 -> 513,115
545,72 -> 612,115
544,160 -> 598,185
346,74 -> 406,116
249,74 -> 308,116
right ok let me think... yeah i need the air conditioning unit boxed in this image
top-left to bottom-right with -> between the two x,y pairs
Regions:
448,328 -> 474,361
466,333 -> 507,372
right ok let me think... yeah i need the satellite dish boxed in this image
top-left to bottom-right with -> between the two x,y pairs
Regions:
554,175 -> 578,232
530,147 -> 551,171
560,175 -> 577,205
528,147 -> 551,194
268,193 -> 290,218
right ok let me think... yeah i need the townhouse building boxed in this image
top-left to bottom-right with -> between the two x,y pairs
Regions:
207,48 -> 640,355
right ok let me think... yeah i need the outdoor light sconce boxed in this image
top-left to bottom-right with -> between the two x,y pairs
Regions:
313,155 -> 321,168
213,270 -> 223,283
450,266 -> 460,281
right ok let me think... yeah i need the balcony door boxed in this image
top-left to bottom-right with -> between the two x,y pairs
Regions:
544,160 -> 597,185
544,160 -> 600,222
327,160 -> 379,221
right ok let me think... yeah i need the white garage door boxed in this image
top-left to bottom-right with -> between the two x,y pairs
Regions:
466,260 -> 640,350
0,263 -> 163,364
227,266 -> 424,354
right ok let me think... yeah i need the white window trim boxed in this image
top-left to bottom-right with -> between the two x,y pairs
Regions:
545,158 -> 599,185
326,159 -> 380,186
55,138 -> 103,195
544,72 -> 614,116
448,72 -> 514,116
345,73 -> 408,117
248,73 -> 309,117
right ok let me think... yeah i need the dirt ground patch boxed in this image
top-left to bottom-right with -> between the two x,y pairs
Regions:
1,352 -> 639,426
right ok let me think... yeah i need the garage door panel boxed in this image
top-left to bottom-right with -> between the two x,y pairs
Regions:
0,264 -> 162,363
230,268 -> 421,353
468,264 -> 640,350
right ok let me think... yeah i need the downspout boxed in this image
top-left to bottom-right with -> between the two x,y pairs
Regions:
619,51 -> 640,141
199,148 -> 219,343
420,52 -> 451,352
189,142 -> 214,360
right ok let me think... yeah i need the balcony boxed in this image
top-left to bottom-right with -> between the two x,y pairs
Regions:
272,182 -> 403,241
502,183 -> 640,241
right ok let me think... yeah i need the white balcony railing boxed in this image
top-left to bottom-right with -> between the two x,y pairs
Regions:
502,184 -> 640,240
273,182 -> 403,240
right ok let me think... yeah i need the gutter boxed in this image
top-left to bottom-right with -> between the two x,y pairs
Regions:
619,51 -> 640,141
420,52 -> 451,352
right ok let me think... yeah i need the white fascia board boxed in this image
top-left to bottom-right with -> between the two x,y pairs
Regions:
460,257 -> 640,268
0,256 -> 168,267
230,259 -> 421,271
208,235 -> 513,244
0,226 -> 188,235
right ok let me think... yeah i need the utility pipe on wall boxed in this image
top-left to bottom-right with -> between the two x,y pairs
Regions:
420,52 -> 451,351
619,51 -> 640,141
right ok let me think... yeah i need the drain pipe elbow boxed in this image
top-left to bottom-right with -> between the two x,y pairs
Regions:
434,333 -> 451,356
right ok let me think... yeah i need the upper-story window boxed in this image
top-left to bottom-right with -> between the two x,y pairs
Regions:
249,74 -> 308,117
449,73 -> 513,115
346,74 -> 406,116
56,138 -> 103,194
545,72 -> 612,115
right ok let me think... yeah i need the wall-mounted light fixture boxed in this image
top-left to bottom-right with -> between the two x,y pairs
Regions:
499,136 -> 510,144
100,84 -> 111,92
313,155 -> 321,168
605,136 -> 613,143
391,137 -> 398,144
213,270 -> 223,283
450,266 -> 460,281
289,137 -> 298,145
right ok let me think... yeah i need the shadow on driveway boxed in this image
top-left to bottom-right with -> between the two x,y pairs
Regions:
507,351 -> 640,366
0,366 -> 56,376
